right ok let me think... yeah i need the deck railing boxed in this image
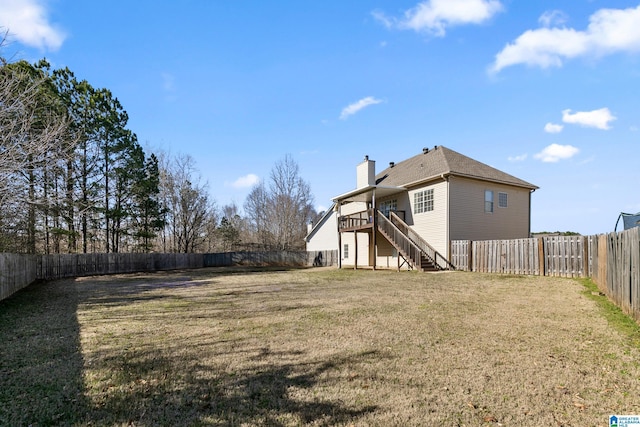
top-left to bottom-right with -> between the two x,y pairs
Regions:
338,209 -> 374,230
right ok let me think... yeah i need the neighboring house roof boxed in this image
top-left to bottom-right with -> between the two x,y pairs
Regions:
305,203 -> 336,242
376,146 -> 538,190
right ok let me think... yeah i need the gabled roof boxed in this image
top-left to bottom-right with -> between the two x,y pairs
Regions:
375,146 -> 538,190
304,203 -> 337,242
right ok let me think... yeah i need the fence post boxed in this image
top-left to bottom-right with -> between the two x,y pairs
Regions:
537,238 -> 545,276
583,235 -> 589,278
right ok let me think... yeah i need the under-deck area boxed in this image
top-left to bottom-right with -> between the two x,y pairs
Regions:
338,208 -> 449,272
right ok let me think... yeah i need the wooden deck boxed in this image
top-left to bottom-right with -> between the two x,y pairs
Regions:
339,209 -> 406,232
338,209 -> 374,232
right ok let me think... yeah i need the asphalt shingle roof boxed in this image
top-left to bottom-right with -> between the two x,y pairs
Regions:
375,146 -> 538,190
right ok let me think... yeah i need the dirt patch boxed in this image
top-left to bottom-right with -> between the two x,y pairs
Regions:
2,267 -> 639,426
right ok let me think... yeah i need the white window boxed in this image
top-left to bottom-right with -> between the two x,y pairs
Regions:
498,192 -> 508,208
485,190 -> 494,213
414,189 -> 434,214
343,244 -> 349,259
380,199 -> 397,217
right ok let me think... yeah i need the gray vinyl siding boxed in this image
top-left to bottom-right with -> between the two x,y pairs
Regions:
449,176 -> 531,241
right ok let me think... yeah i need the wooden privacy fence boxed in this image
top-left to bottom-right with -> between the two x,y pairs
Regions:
451,230 -> 640,322
38,253 -> 205,280
589,229 -> 640,322
203,251 -> 338,268
0,254 -> 38,301
471,238 -> 541,276
0,250 -> 339,302
451,236 -> 586,277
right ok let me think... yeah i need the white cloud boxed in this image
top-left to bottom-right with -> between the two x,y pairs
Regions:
339,96 -> 383,120
562,108 -> 616,130
229,174 -> 259,189
544,122 -> 564,133
0,0 -> 66,50
373,0 -> 503,37
538,10 -> 568,28
579,156 -> 595,165
534,144 -> 579,162
371,10 -> 393,29
490,5 -> 640,73
490,27 -> 589,72
508,153 -> 527,162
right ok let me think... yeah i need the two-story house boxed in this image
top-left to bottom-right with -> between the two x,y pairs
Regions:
305,146 -> 538,271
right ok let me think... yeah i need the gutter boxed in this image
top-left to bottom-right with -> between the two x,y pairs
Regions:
403,172 -> 537,191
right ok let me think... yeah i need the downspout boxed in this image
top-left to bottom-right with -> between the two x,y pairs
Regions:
354,229 -> 358,270
440,174 -> 450,262
529,189 -> 535,237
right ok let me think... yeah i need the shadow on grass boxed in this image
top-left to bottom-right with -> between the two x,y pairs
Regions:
0,279 -> 88,425
77,266 -> 311,308
0,269 -> 379,426
87,347 -> 380,426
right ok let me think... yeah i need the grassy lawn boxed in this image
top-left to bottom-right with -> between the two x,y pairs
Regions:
1,267 -> 640,426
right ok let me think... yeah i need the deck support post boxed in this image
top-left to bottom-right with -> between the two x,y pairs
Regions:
372,189 -> 376,270
354,230 -> 357,270
337,203 -> 342,269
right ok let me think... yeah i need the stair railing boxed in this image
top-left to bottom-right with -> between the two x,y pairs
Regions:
389,211 -> 454,271
376,211 -> 423,270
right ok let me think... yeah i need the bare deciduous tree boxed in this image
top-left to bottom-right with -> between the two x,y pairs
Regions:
244,154 -> 315,250
158,153 -> 217,253
0,63 -> 67,203
0,52 -> 70,253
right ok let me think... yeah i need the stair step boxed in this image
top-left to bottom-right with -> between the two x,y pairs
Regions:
377,222 -> 447,272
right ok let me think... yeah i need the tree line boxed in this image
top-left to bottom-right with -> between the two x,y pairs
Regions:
0,51 -> 317,254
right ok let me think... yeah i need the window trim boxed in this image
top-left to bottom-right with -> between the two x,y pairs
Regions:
484,190 -> 494,213
414,189 -> 434,214
343,243 -> 349,259
380,199 -> 398,217
498,192 -> 508,208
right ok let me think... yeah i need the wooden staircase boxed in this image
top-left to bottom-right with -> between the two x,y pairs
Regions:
419,254 -> 439,271
376,210 -> 453,272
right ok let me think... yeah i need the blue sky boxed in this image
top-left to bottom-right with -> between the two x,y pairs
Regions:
2,0 -> 639,235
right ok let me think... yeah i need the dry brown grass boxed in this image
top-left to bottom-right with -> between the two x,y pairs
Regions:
2,267 -> 640,426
